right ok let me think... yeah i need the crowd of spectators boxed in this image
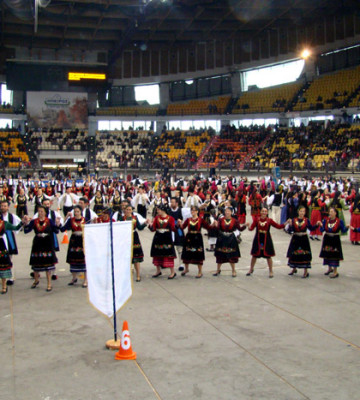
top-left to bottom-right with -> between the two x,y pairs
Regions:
96,130 -> 151,169
251,122 -> 360,171
29,128 -> 88,151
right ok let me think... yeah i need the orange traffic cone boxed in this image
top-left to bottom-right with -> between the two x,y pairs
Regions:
61,231 -> 69,244
115,321 -> 137,360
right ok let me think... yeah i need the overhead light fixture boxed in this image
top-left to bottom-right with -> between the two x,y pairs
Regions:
185,80 -> 194,85
301,49 -> 311,59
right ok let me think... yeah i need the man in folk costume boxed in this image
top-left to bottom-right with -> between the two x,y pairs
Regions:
184,189 -> 202,208
0,199 -> 21,286
68,197 -> 98,223
32,188 -> 53,214
58,186 -> 79,217
168,197 -> 185,271
131,185 -> 150,219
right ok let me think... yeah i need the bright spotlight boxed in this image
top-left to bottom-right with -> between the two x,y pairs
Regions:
301,49 -> 311,59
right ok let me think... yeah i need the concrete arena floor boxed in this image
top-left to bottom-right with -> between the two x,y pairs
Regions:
2,205 -> 360,400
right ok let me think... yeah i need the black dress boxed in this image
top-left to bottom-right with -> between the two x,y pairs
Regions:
60,217 -> 86,273
319,218 -> 348,267
24,218 -> 59,272
16,194 -> 28,218
215,217 -> 245,264
181,218 -> 210,265
122,215 -> 146,263
287,218 -> 316,269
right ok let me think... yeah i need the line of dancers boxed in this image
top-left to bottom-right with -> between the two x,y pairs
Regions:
0,173 -> 358,293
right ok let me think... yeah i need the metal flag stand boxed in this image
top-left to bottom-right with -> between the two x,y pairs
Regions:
105,210 -> 121,350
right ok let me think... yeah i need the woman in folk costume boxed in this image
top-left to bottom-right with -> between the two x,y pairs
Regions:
212,206 -> 247,278
150,191 -> 166,218
308,190 -> 326,241
286,206 -> 318,278
149,204 -> 177,279
247,207 -> 289,278
60,205 -> 88,288
235,188 -> 247,224
179,206 -> 212,279
327,190 -> 349,236
319,207 -> 348,279
120,204 -> 148,282
110,189 -> 122,213
349,194 -> 360,245
0,217 -> 23,294
14,188 -> 28,218
82,181 -> 92,199
248,187 -> 263,222
91,190 -> 106,216
200,192 -> 217,252
24,206 -> 61,292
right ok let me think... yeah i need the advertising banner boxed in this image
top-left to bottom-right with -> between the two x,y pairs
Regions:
27,91 -> 88,129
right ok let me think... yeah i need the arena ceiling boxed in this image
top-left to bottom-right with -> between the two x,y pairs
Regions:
1,0 -> 360,65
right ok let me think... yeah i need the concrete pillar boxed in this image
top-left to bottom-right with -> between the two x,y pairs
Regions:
303,58 -> 317,81
230,72 -> 241,97
156,120 -> 166,135
88,92 -> 97,115
159,83 -> 169,110
12,90 -> 24,109
88,120 -> 97,136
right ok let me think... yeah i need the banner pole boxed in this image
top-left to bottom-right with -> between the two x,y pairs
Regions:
109,210 -> 118,343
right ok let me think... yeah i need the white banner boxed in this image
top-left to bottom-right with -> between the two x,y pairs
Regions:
84,221 -> 133,318
27,91 -> 88,129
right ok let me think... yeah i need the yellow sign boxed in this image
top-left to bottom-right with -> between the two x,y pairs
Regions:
68,72 -> 106,81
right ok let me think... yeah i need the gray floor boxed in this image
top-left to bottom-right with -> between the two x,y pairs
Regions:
2,206 -> 360,400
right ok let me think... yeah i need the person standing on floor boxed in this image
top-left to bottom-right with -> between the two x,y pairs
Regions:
318,207 -> 349,279
247,207 -> 289,278
0,216 -> 24,294
286,206 -> 318,278
179,206 -> 213,278
0,199 -> 21,286
24,206 -> 61,292
212,206 -> 247,278
149,205 -> 177,279
60,205 -> 88,288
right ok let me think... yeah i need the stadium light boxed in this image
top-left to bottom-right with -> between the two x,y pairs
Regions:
301,49 -> 311,59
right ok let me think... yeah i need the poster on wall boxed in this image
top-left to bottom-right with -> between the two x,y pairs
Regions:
27,91 -> 88,129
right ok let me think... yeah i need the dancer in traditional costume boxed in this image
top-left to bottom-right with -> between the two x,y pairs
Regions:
0,218 -> 23,294
308,190 -> 326,240
14,188 -> 28,218
24,206 -> 61,292
110,189 -> 122,213
121,204 -> 147,282
287,206 -> 317,278
247,207 -> 288,278
179,206 -> 212,278
168,197 -> 185,271
213,206 -> 247,278
149,205 -> 177,279
60,205 -> 88,288
328,191 -> 349,236
91,190 -> 106,216
319,207 -> 348,279
248,188 -> 263,223
350,194 -> 360,245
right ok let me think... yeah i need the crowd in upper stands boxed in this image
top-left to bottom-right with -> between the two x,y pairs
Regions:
96,129 -> 150,169
29,128 -> 88,152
